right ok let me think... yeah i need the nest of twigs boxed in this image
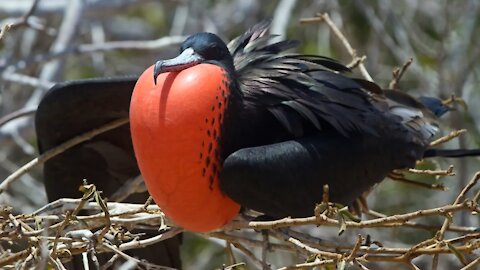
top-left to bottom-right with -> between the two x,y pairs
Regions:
1,170 -> 480,269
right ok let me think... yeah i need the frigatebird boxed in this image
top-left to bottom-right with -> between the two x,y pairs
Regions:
36,19 -> 478,241
129,20 -> 479,232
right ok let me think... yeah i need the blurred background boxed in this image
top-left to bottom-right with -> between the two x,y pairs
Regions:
1,0 -> 479,269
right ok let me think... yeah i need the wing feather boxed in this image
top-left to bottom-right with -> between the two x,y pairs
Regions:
228,20 -> 436,142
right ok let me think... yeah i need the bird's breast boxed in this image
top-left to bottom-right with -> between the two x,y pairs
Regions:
130,64 -> 240,232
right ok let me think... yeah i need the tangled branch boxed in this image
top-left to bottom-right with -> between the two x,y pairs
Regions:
1,172 -> 479,269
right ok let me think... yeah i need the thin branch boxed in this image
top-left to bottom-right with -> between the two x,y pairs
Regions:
31,0 -> 84,109
432,172 -> 480,269
0,248 -> 31,267
261,231 -> 270,270
270,230 -> 342,259
0,0 -> 156,16
407,165 -> 455,176
100,254 -> 120,270
226,201 -> 477,231
442,95 -> 468,111
271,0 -> 297,42
113,228 -> 183,251
437,172 -> 480,241
388,173 -> 447,191
301,13 -> 374,81
1,72 -> 55,90
0,107 -> 36,129
430,129 -> 467,147
102,243 -> 175,270
208,232 -> 295,254
389,58 -> 413,89
231,241 -> 267,270
109,175 -> 145,202
0,117 -> 129,194
224,241 -> 237,266
347,56 -> 367,69
0,0 -> 40,40
3,36 -> 186,70
0,24 -> 11,41
346,235 -> 364,261
460,256 -> 480,270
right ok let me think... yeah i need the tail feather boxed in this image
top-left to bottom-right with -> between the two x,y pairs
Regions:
418,96 -> 451,118
423,148 -> 480,158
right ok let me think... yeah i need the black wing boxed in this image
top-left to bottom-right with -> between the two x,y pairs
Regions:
220,129 -> 424,218
228,20 -> 385,138
220,21 -> 437,218
35,77 -> 181,269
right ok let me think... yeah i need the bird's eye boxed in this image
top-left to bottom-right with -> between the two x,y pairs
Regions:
194,45 -> 224,60
207,45 -> 217,52
210,45 -> 225,58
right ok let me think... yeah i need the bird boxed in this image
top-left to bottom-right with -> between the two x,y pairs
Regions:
35,78 -> 181,269
130,19 -> 480,233
128,19 -> 478,232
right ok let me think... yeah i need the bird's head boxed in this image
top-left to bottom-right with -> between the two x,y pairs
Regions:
154,33 -> 234,84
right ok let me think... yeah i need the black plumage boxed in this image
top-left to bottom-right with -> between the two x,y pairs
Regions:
152,20 -> 445,219
35,78 -> 181,269
36,19 -> 478,240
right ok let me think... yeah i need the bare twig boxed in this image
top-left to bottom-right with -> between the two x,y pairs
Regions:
430,129 -> 467,147
102,243 -> 176,270
271,0 -> 297,42
3,36 -> 186,70
0,0 -> 152,16
0,107 -> 36,129
100,254 -> 120,270
226,201 -> 477,231
1,72 -> 55,90
231,241 -> 267,270
346,235 -> 364,261
31,0 -> 85,108
442,95 -> 468,111
0,24 -> 11,40
407,165 -> 455,176
225,241 -> 237,266
301,13 -> 373,81
460,256 -> 480,270
109,175 -> 146,202
388,173 -> 447,191
389,58 -> 413,89
347,56 -> 367,69
432,172 -> 480,269
0,117 -> 129,194
0,248 -> 31,267
270,230 -> 342,259
261,231 -> 270,270
0,0 -> 40,40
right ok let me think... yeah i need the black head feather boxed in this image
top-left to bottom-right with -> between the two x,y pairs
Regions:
154,32 -> 235,83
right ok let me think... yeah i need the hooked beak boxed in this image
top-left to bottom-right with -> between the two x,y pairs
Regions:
153,48 -> 204,84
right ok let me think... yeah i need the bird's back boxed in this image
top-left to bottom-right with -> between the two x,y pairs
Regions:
219,20 -> 437,217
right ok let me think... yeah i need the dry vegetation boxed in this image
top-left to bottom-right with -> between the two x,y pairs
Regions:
1,1 -> 480,269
